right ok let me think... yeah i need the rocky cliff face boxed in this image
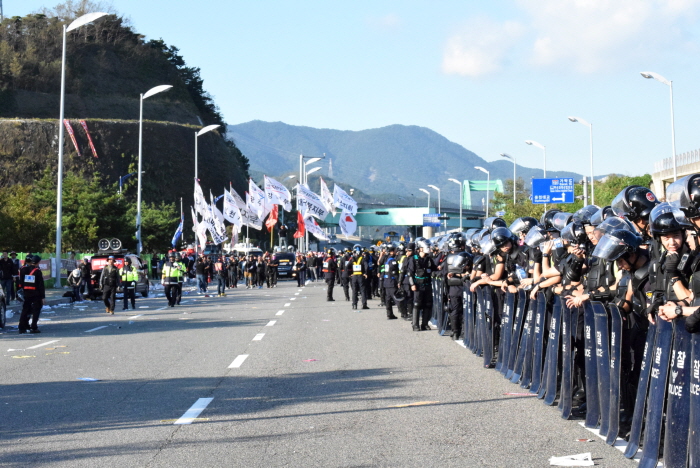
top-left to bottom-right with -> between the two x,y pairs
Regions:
0,118 -> 248,204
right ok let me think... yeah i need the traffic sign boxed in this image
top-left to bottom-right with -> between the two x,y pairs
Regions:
495,210 -> 506,217
531,178 -> 575,204
423,213 -> 440,227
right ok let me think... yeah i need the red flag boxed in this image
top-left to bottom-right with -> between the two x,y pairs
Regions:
63,119 -> 81,156
79,120 -> 99,158
265,204 -> 278,232
293,211 -> 305,239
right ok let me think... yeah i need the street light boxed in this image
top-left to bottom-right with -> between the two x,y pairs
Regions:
305,166 -> 321,180
500,153 -> 516,204
136,84 -> 172,255
54,11 -> 108,287
567,116 -> 594,205
525,140 -> 546,177
194,124 -> 221,182
297,155 -> 326,251
641,71 -> 677,181
419,188 -> 430,210
448,178 -> 463,231
427,185 -> 441,234
475,166 -> 490,217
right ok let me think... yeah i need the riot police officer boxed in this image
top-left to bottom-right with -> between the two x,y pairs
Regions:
339,248 -> 351,301
120,257 -> 139,310
18,255 -> 45,334
381,244 -> 400,320
161,253 -> 180,307
444,237 -> 471,339
323,248 -> 341,301
398,243 -> 415,320
348,245 -> 369,310
407,238 -> 437,331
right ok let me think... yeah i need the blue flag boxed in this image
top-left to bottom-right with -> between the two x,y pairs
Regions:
171,215 -> 184,247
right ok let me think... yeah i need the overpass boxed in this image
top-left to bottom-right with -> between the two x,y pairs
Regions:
651,148 -> 700,198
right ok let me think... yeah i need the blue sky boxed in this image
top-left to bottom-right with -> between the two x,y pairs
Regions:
13,0 -> 700,177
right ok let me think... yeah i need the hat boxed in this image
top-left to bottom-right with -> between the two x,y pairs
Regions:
9,251 -> 16,256
108,255 -> 115,260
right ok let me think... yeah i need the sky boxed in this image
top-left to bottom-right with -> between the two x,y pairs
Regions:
11,0 -> 700,178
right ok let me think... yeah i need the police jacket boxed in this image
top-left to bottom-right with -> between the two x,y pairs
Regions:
407,254 -> 437,287
161,261 -> 180,285
382,255 -> 400,288
100,265 -> 119,288
19,264 -> 45,299
348,255 -> 369,277
322,256 -> 341,281
584,256 -> 615,300
119,265 -> 139,288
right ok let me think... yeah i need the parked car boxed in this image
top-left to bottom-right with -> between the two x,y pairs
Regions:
89,253 -> 150,298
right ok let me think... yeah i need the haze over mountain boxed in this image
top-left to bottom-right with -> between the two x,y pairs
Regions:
228,121 -> 583,205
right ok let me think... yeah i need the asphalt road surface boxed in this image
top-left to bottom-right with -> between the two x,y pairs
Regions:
1,280 -> 640,467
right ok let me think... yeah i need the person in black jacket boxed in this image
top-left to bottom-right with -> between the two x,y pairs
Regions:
18,255 -> 45,333
0,250 -> 15,303
323,248 -> 341,301
100,257 -> 119,314
407,238 -> 437,331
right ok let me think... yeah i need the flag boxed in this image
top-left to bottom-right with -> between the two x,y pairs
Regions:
230,186 -> 246,210
63,119 -> 81,156
196,221 -> 208,250
244,193 -> 263,230
223,189 -> 243,232
320,177 -> 336,215
79,120 -> 98,158
171,213 -> 184,247
304,215 -> 328,241
265,204 -> 279,232
264,175 -> 292,211
210,201 -> 228,241
297,183 -> 328,220
194,181 -> 208,216
191,206 -> 198,234
293,211 -> 305,239
339,211 -> 357,238
333,185 -> 357,216
248,178 -> 267,218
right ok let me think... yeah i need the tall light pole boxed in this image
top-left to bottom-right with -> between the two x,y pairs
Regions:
136,85 -> 172,255
194,124 -> 221,182
54,11 -> 108,287
567,116 -> 594,205
641,71 -> 677,181
419,188 -> 430,209
475,166 -> 490,217
448,178 -> 463,231
297,155 -> 324,251
427,185 -> 441,234
525,140 -> 546,177
500,153 -> 516,204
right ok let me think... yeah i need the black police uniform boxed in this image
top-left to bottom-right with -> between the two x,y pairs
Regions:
323,255 -> 341,301
120,262 -> 138,310
407,253 -> 437,330
445,251 -> 470,339
382,252 -> 400,319
339,253 -> 351,301
18,259 -> 45,333
348,254 -> 369,309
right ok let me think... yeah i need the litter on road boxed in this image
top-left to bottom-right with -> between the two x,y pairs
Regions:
76,378 -> 100,382
548,453 -> 594,466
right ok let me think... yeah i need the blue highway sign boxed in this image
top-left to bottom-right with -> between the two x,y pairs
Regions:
423,213 -> 440,227
531,178 -> 575,204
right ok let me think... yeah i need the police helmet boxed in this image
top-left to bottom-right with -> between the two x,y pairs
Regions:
551,212 -> 574,232
174,253 -> 181,261
649,202 -> 692,237
666,174 -> 700,219
491,227 -> 514,249
524,225 -> 547,247
594,216 -> 637,236
478,233 -> 497,255
592,229 -> 643,261
573,205 -> 600,225
484,217 -> 507,232
168,252 -> 176,258
407,242 -> 416,251
464,228 -> 479,240
540,209 -> 562,232
447,236 -> 466,251
31,255 -> 42,264
327,248 -> 336,256
610,186 -> 659,221
352,244 -> 362,252
415,238 -> 431,252
392,289 -> 407,303
590,206 -> 615,226
124,257 -> 132,264
509,217 -> 539,235
561,221 -> 587,245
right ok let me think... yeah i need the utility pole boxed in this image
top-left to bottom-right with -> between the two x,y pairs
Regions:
1,1 -> 4,21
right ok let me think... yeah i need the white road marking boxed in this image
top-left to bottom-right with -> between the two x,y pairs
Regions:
291,298 -> 296,301
27,340 -> 59,349
174,397 -> 214,425
298,289 -> 302,291
284,303 -> 291,307
156,307 -> 167,310
252,333 -> 265,341
276,310 -> 285,316
266,320 -> 276,327
129,314 -> 144,319
85,326 -> 108,333
228,354 -> 249,368
294,293 -> 299,296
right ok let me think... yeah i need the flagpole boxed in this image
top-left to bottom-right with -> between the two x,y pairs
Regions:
180,197 -> 183,247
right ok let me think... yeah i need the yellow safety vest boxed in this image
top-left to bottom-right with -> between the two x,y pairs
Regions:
120,266 -> 138,282
352,257 -> 364,275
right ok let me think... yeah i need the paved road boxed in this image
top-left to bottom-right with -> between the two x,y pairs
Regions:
1,281 -> 639,467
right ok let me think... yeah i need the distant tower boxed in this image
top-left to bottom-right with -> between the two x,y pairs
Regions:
328,157 -> 333,178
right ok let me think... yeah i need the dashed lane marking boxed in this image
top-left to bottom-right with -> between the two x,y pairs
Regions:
129,314 -> 144,319
27,340 -> 60,349
276,310 -> 285,316
174,398 -> 214,425
284,303 -> 291,307
295,293 -> 299,296
266,320 -> 276,327
85,326 -> 108,333
228,354 -> 249,368
252,333 -> 265,341
291,298 -> 296,301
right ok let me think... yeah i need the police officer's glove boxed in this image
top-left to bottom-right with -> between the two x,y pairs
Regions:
644,296 -> 664,318
685,307 -> 700,333
665,252 -> 680,278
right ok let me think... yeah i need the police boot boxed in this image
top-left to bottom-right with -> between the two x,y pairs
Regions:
412,305 -> 420,330
405,303 -> 414,321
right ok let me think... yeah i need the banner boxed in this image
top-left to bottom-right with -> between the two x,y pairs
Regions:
305,215 -> 328,241
63,119 -> 81,157
297,183 -> 328,220
230,186 -> 247,210
264,176 -> 292,211
320,177 -> 336,215
339,211 -> 357,238
202,209 -> 227,245
191,206 -> 198,234
194,181 -> 208,217
171,214 -> 183,247
210,202 -> 228,241
333,185 -> 357,216
78,120 -> 98,158
244,193 -> 263,230
265,204 -> 279,232
248,179 -> 267,218
223,189 -> 243,232
196,221 -> 208,250
293,211 -> 305,239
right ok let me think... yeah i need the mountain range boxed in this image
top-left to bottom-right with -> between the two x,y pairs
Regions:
228,120 -> 583,206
